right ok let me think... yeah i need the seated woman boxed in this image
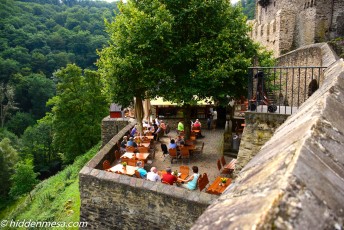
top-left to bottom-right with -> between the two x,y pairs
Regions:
178,166 -> 199,190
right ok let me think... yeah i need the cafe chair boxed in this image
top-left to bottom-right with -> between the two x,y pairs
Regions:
121,156 -> 129,164
161,144 -> 169,161
180,147 -> 190,164
137,146 -> 149,153
197,173 -> 209,192
114,170 -> 123,174
135,170 -> 142,178
115,150 -> 121,162
126,146 -> 136,153
179,165 -> 189,180
128,157 -> 137,166
169,148 -> 178,164
217,158 -> 232,175
103,160 -> 111,171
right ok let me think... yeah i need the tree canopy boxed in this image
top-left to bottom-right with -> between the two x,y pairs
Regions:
98,0 -> 272,136
48,64 -> 109,163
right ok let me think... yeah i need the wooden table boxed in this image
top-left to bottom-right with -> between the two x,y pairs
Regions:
206,176 -> 231,195
134,135 -> 154,140
121,152 -> 150,161
109,164 -> 136,176
139,142 -> 150,148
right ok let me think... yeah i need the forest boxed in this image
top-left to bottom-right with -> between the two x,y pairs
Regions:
0,0 -> 257,210
0,0 -> 116,207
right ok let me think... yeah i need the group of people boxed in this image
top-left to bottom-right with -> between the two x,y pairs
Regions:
136,164 -> 200,191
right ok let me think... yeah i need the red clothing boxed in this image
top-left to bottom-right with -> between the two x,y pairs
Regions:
193,122 -> 201,128
162,172 -> 177,185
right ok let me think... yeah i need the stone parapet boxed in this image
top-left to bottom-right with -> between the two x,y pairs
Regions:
191,59 -> 344,229
101,116 -> 132,147
79,167 -> 216,229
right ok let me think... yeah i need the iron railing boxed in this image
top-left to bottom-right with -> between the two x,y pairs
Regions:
247,66 -> 327,114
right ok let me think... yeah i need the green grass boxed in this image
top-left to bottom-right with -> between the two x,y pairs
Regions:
0,143 -> 100,229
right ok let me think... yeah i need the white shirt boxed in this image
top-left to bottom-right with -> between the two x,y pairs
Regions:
147,172 -> 161,182
213,111 -> 217,120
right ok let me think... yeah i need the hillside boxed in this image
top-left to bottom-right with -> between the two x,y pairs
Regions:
0,143 -> 100,229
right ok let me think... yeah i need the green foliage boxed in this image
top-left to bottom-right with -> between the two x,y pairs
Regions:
11,73 -> 55,119
9,160 -> 39,199
0,128 -> 19,148
0,138 -> 18,202
239,0 -> 255,20
0,83 -> 18,128
0,143 -> 100,225
48,64 -> 109,163
20,114 -> 60,179
0,0 -> 117,128
5,112 -> 36,136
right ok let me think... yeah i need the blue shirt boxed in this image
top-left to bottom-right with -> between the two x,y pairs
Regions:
169,143 -> 177,149
137,168 -> 147,178
187,173 -> 199,190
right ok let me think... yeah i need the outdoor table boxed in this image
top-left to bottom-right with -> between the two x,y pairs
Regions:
206,176 -> 231,195
139,142 -> 150,148
121,152 -> 150,161
109,164 -> 136,176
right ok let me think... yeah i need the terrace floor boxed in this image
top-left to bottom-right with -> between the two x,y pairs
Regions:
149,128 -> 235,185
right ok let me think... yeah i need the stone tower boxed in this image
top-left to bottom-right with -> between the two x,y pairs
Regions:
248,0 -> 344,56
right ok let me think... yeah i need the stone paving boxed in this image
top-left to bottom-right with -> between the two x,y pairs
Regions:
148,128 -> 235,187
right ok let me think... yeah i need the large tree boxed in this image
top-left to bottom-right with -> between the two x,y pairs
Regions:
47,64 -> 109,163
97,0 -> 173,133
98,0 -> 271,137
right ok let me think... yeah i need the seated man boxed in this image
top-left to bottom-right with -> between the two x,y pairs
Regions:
120,136 -> 128,152
161,167 -> 177,185
147,167 -> 161,182
127,137 -> 138,148
136,161 -> 147,178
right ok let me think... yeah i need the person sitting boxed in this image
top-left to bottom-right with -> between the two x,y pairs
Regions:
127,137 -> 138,148
136,161 -> 147,178
178,166 -> 200,190
147,167 -> 161,182
160,120 -> 166,131
154,124 -> 163,141
168,139 -> 178,149
130,125 -> 137,137
161,167 -> 177,185
120,136 -> 128,152
192,119 -> 201,129
192,119 -> 204,138
176,136 -> 185,146
177,120 -> 184,134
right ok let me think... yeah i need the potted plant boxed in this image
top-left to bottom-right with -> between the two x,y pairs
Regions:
122,162 -> 127,169
220,177 -> 228,186
173,170 -> 178,177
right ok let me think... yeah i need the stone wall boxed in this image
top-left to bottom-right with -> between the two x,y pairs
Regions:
101,116 -> 132,147
249,0 -> 344,56
80,167 -> 215,230
191,58 -> 344,229
234,112 -> 289,175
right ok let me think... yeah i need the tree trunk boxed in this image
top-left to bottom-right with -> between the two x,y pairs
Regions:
183,104 -> 192,141
134,96 -> 144,135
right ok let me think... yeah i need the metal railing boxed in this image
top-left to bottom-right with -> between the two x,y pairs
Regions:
247,66 -> 327,114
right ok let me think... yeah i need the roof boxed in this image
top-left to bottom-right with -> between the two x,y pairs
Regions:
150,97 -> 213,106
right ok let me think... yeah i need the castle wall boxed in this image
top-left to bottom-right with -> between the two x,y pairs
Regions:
250,0 -> 343,56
